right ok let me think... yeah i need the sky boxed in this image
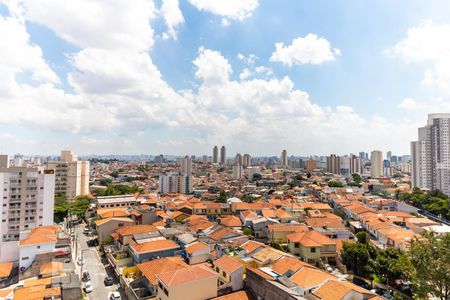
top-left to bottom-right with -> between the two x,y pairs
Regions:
1,0 -> 450,157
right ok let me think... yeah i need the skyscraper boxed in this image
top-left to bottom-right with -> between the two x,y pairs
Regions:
212,146 -> 219,163
411,113 -> 450,195
349,154 -> 361,174
370,150 -> 383,178
0,155 -> 55,261
232,162 -> 243,180
281,149 -> 288,166
220,146 -> 226,165
326,154 -> 341,174
235,153 -> 243,166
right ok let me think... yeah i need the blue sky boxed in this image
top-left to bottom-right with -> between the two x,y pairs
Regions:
1,0 -> 450,156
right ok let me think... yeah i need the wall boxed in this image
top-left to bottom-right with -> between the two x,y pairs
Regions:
157,275 -> 218,300
0,241 -> 19,262
19,242 -> 55,270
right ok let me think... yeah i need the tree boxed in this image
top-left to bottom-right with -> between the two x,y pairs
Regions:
243,228 -> 253,236
328,181 -> 345,188
99,178 -> 112,186
102,236 -> 114,245
216,190 -> 228,203
252,173 -> 262,181
110,172 -> 119,178
409,232 -> 450,300
352,173 -> 362,184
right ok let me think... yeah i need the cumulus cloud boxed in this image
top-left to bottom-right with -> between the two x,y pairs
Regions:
398,98 -> 422,110
188,0 -> 258,24
160,0 -> 184,39
271,33 -> 341,66
0,0 -> 416,155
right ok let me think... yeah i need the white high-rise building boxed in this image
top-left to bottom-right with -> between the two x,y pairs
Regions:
235,153 -> 243,166
247,166 -> 260,181
0,155 -> 55,262
411,113 -> 450,195
212,146 -> 219,163
180,155 -> 192,176
349,154 -> 361,174
326,154 -> 341,174
371,150 -> 383,178
281,149 -> 288,166
46,150 -> 89,201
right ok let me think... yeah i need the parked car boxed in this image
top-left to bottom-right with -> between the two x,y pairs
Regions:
77,257 -> 85,265
108,291 -> 121,300
104,276 -> 114,286
83,227 -> 91,234
82,271 -> 90,282
84,281 -> 93,293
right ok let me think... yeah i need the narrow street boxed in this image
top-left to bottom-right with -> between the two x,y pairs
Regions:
74,224 -> 124,299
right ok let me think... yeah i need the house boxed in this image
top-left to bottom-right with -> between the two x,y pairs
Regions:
270,256 -> 311,277
251,217 -> 278,238
207,203 -> 222,216
267,224 -> 309,243
240,210 -> 259,227
155,266 -> 219,300
185,241 -> 211,265
305,217 -> 350,239
18,226 -> 60,271
111,224 -> 159,250
219,215 -> 243,229
289,267 -> 335,296
137,257 -> 188,297
39,262 -> 63,278
213,255 -> 243,291
312,279 -> 379,300
193,203 -> 208,215
287,230 -> 337,264
129,239 -> 180,264
94,217 -> 135,243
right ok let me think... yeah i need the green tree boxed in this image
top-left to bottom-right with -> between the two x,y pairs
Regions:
352,173 -> 362,184
110,172 -> 119,178
243,228 -> 253,236
409,232 -> 450,300
328,181 -> 345,188
102,236 -> 114,245
217,190 -> 228,203
252,173 -> 262,181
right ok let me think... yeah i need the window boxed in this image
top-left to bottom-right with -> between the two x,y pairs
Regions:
37,246 -> 40,249
310,247 -> 316,253
118,223 -> 124,227
294,242 -> 300,248
22,256 -> 29,260
222,271 -> 226,277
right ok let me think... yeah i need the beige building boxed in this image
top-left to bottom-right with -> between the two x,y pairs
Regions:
156,266 -> 218,300
370,150 -> 383,178
47,150 -> 89,201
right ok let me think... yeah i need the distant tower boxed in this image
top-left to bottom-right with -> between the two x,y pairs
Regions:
220,146 -> 226,165
180,155 -> 192,176
235,153 -> 243,165
212,146 -> 219,163
281,149 -> 288,166
370,150 -> 383,178
242,154 -> 251,167
326,154 -> 341,174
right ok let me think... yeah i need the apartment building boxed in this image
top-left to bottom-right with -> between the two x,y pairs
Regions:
46,150 -> 89,201
326,154 -> 341,174
370,150 -> 383,178
0,155 -> 55,262
411,113 -> 450,195
159,174 -> 192,194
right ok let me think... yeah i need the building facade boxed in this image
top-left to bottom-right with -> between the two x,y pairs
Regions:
370,150 -> 383,178
411,113 -> 450,195
326,154 -> 341,174
46,150 -> 89,201
0,155 -> 55,262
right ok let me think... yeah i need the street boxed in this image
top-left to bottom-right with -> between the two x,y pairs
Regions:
74,224 -> 124,300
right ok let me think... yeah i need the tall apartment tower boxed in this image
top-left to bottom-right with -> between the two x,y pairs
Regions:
411,113 -> 450,195
46,150 -> 89,201
220,146 -> 226,165
0,155 -> 55,262
234,153 -> 243,166
370,150 -> 383,178
326,154 -> 341,174
212,146 -> 219,163
281,150 -> 288,166
232,162 -> 243,180
159,174 -> 192,194
349,154 -> 361,174
180,155 -> 192,176
242,154 -> 251,167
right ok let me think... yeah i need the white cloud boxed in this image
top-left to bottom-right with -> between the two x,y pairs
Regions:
270,33 -> 341,66
189,0 -> 258,23
160,0 -> 184,39
398,98 -> 422,110
0,0 -> 417,155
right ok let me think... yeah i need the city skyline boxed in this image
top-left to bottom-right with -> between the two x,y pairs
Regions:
2,1 -> 450,155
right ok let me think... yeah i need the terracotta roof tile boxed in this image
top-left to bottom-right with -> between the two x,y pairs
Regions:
19,226 -> 60,246
156,265 -> 217,287
185,241 -> 210,255
214,255 -> 242,273
130,239 -> 179,254
138,257 -> 188,285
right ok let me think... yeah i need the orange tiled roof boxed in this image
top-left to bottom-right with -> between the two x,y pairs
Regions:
19,226 -> 60,246
0,262 -> 13,278
185,241 -> 210,255
39,262 -> 63,276
290,267 -> 335,289
214,255 -> 242,273
287,230 -> 336,247
209,227 -> 235,241
94,217 -> 134,226
220,215 -> 243,227
138,257 -> 188,285
97,208 -> 129,218
211,290 -> 253,300
130,239 -> 179,254
156,265 -> 217,287
114,224 -> 157,237
240,240 -> 266,253
313,279 -> 374,300
270,256 -> 311,275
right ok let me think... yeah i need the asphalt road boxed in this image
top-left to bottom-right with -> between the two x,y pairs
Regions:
74,224 -> 123,300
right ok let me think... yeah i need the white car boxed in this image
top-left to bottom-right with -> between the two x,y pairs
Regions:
108,291 -> 121,300
84,281 -> 93,293
77,257 -> 85,265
